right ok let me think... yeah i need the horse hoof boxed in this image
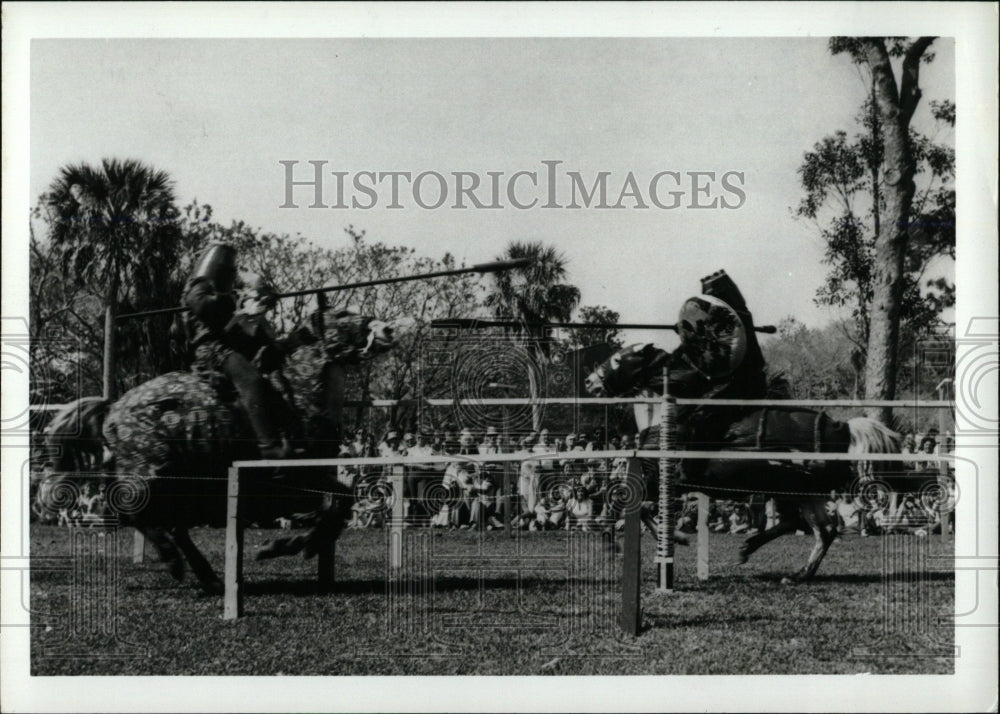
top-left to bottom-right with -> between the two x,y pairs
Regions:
780,576 -> 794,585
168,558 -> 185,582
737,546 -> 750,565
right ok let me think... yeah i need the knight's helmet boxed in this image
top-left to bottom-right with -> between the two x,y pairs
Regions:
191,242 -> 238,293
677,294 -> 747,379
700,269 -> 747,312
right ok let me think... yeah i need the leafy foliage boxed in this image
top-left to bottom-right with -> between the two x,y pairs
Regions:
484,241 -> 581,332
483,241 -> 582,430
796,40 -> 954,363
762,317 -> 861,400
33,159 -> 183,396
568,305 -> 623,351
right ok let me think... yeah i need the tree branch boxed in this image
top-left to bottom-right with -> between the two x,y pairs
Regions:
900,37 -> 936,124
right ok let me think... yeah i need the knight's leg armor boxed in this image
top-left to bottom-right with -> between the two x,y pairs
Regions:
219,351 -> 288,459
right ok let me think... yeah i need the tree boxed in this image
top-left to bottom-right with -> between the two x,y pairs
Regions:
280,227 -> 484,436
797,37 -> 952,422
483,241 -> 581,430
762,317 -> 859,400
29,223 -> 105,402
40,159 -> 182,399
568,305 -> 624,351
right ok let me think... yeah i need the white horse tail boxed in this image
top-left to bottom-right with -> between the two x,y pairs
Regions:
847,417 -> 901,479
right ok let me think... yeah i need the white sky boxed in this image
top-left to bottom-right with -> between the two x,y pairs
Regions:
30,37 -> 955,347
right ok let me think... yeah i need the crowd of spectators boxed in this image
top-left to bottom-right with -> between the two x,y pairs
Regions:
31,423 -> 956,539
900,428 -> 954,471
336,423 -> 957,538
337,426 -> 641,531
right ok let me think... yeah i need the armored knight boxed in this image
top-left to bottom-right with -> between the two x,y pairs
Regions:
655,269 -> 769,486
591,270 -> 768,458
179,243 -> 295,459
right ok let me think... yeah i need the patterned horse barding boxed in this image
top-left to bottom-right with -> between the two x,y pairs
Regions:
42,310 -> 401,593
586,343 -> 917,582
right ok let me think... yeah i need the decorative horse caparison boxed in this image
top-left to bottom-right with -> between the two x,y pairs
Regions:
585,343 -> 937,581
43,309 -> 401,594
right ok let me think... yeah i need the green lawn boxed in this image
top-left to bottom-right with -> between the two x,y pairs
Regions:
29,525 -> 954,675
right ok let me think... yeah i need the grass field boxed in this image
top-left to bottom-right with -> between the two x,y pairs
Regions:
29,524 -> 954,675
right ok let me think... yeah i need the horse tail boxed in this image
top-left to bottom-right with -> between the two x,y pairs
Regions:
44,397 -> 110,473
847,417 -> 900,479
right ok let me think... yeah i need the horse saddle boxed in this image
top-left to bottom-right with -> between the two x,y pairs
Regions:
722,407 -> 851,454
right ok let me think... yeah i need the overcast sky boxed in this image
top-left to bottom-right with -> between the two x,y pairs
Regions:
31,38 -> 955,348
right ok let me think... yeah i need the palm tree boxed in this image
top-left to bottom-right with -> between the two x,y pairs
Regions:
484,241 -> 581,430
42,159 -> 180,399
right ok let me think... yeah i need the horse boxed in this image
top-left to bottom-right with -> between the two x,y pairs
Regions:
41,309 -> 403,593
585,342 -> 926,582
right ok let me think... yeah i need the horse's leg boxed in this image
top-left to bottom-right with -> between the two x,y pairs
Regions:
738,517 -> 797,564
134,524 -> 185,581
637,503 -> 689,545
303,494 -> 349,560
170,527 -> 223,595
788,500 -> 837,583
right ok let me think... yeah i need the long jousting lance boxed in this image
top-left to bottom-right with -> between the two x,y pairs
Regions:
430,318 -> 778,334
116,258 -> 533,321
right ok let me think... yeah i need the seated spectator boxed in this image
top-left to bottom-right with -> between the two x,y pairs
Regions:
565,486 -> 594,531
80,481 -> 108,527
825,491 -> 839,519
917,436 -> 938,471
532,493 -> 566,531
709,502 -> 729,533
379,430 -> 402,457
834,493 -> 862,535
469,467 -> 504,530
896,494 -> 935,534
728,504 -> 750,534
901,432 -> 917,454
676,494 -> 699,534
445,461 -> 475,528
350,429 -> 367,457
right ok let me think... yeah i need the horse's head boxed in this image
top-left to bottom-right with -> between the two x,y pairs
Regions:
585,343 -> 669,398
316,310 -> 409,363
362,317 -> 416,358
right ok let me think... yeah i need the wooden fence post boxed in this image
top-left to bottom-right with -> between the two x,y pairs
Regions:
223,466 -> 244,620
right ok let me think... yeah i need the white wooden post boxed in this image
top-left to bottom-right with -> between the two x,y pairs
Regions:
696,492 -> 710,581
390,465 -> 404,570
223,466 -> 244,620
